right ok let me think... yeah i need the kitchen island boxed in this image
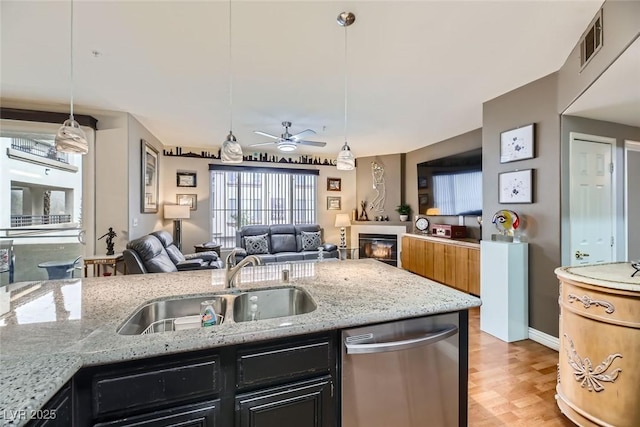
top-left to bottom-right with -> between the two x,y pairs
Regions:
0,259 -> 480,426
555,262 -> 640,427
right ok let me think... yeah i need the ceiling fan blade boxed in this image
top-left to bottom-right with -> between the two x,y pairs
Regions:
297,140 -> 327,147
253,131 -> 280,140
249,141 -> 277,147
290,129 -> 316,140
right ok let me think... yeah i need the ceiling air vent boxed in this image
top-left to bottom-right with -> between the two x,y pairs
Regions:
579,9 -> 603,70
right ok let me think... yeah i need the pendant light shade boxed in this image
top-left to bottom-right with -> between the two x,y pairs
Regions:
221,131 -> 243,163
336,12 -> 355,171
336,142 -> 355,170
55,0 -> 88,155
221,0 -> 243,163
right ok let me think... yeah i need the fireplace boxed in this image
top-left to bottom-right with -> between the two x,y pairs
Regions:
359,233 -> 398,267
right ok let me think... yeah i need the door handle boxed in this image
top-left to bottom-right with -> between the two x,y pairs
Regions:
575,251 -> 590,260
345,324 -> 458,354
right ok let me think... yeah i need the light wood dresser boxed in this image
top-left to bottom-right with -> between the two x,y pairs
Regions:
555,263 -> 640,427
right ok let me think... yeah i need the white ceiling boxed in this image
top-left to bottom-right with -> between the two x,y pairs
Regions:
1,0 -> 605,157
564,36 -> 640,127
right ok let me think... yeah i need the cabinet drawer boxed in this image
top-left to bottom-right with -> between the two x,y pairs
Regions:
92,355 -> 219,417
237,339 -> 331,389
94,399 -> 220,427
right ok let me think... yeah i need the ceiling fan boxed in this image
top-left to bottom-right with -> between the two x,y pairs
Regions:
251,121 -> 327,152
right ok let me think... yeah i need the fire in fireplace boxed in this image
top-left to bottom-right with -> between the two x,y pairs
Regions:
359,233 -> 398,267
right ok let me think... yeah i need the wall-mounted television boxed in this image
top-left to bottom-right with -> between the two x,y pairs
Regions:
417,148 -> 482,216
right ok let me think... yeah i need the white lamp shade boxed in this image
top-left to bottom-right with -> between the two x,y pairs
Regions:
335,213 -> 351,228
164,204 -> 190,219
55,119 -> 89,154
221,132 -> 243,163
336,142 -> 355,170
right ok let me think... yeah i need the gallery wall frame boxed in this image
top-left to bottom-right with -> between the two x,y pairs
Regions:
499,169 -> 533,204
327,177 -> 342,191
177,194 -> 197,211
500,123 -> 535,163
141,139 -> 159,213
177,171 -> 197,187
327,196 -> 341,210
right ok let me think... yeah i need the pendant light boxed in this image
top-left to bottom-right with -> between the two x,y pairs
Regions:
55,0 -> 88,155
336,12 -> 356,171
220,0 -> 243,163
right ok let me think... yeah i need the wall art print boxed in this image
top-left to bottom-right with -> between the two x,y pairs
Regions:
500,124 -> 535,163
141,139 -> 159,213
499,169 -> 533,204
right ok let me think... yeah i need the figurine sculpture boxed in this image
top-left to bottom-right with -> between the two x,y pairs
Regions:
358,201 -> 370,221
98,227 -> 117,255
370,161 -> 386,212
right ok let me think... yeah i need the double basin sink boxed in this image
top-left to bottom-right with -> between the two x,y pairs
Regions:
118,286 -> 316,335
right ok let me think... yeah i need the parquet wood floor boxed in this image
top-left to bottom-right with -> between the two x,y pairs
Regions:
468,308 -> 575,426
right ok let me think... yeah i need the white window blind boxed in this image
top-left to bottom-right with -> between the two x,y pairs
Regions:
432,170 -> 482,215
210,167 -> 318,248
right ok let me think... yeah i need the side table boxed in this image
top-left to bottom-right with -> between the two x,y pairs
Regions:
84,253 -> 125,277
339,247 -> 359,261
194,244 -> 221,257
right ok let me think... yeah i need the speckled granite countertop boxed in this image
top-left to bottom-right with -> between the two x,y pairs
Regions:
0,260 -> 480,425
555,262 -> 640,292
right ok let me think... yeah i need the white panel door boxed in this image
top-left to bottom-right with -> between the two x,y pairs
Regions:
570,136 -> 614,266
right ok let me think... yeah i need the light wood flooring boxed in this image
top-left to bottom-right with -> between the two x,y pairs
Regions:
468,308 -> 575,426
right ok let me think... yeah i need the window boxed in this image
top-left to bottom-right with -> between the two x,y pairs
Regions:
210,166 -> 318,248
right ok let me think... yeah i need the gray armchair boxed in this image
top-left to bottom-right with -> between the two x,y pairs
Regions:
123,231 -> 222,274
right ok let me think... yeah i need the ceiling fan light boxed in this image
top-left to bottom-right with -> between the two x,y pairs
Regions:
277,140 -> 297,152
55,118 -> 88,154
221,131 -> 243,163
336,142 -> 355,170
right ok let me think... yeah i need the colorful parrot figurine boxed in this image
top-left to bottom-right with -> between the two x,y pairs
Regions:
492,210 -> 520,235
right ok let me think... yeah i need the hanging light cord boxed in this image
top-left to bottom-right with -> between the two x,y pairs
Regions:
343,25 -> 348,144
69,0 -> 75,121
228,0 -> 233,133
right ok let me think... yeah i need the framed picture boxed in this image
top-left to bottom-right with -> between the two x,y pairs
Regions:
327,196 -> 341,210
327,177 -> 342,191
500,124 -> 535,163
141,139 -> 159,213
418,177 -> 428,189
499,169 -> 533,204
177,171 -> 197,187
177,194 -> 197,211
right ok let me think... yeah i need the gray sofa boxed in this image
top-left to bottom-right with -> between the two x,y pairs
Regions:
235,224 -> 338,264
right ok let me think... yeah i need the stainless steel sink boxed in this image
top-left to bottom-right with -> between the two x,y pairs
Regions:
117,286 -> 316,335
232,287 -> 317,323
117,295 -> 228,335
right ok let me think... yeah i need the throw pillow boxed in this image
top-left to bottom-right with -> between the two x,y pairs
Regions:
301,231 -> 322,251
244,234 -> 269,255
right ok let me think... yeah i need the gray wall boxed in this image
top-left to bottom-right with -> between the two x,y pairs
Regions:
557,1 -> 640,112
559,116 -> 640,266
628,149 -> 640,260
482,73 -> 560,337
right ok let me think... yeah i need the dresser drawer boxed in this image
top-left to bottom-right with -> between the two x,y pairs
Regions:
237,338 -> 331,389
560,279 -> 640,327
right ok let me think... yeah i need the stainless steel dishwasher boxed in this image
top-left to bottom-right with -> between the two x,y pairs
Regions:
342,312 -> 460,427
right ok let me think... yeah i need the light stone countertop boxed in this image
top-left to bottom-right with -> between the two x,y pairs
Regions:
0,259 -> 481,425
555,262 -> 640,292
403,233 -> 481,248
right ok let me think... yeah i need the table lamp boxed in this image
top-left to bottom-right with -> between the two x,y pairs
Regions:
164,204 -> 190,250
426,208 -> 441,216
334,214 -> 351,248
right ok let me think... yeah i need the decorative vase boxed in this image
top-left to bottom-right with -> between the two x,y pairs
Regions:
399,215 -> 408,221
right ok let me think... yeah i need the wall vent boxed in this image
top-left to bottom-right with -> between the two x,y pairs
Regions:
579,9 -> 603,70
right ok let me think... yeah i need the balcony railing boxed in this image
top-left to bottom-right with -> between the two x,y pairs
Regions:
10,138 -> 69,164
10,215 -> 72,227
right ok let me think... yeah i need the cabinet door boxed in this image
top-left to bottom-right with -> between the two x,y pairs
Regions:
468,248 -> 480,296
401,236 -> 413,272
423,241 -> 434,279
28,383 -> 72,427
94,400 -> 219,427
432,243 -> 446,283
454,246 -> 469,293
235,376 -> 334,427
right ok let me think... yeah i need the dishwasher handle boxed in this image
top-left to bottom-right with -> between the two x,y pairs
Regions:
345,324 -> 458,355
